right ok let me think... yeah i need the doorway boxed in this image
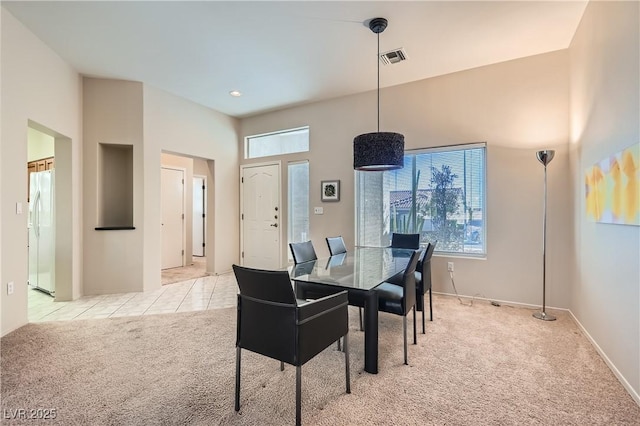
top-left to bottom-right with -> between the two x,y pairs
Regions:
27,127 -> 55,296
241,162 -> 281,269
159,153 -> 213,284
161,167 -> 185,270
26,121 -> 74,322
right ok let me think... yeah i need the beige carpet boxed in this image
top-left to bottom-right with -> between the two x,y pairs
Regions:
1,295 -> 638,425
162,256 -> 208,285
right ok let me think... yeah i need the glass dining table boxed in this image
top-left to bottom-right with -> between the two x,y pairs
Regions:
288,246 -> 414,374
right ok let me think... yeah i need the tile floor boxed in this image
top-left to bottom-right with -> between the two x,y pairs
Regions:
28,273 -> 238,322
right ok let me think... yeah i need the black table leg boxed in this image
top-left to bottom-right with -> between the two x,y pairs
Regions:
363,291 -> 378,374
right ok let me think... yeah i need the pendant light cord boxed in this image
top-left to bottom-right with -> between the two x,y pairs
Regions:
377,31 -> 380,132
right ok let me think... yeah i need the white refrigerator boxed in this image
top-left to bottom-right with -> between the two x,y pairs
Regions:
28,170 -> 55,295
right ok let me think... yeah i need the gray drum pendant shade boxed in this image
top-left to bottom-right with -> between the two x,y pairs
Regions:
354,17 -> 405,171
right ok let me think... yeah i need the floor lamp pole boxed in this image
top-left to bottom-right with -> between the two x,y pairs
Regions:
534,150 -> 556,321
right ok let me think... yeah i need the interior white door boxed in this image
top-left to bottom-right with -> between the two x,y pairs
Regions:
242,164 -> 280,269
161,167 -> 184,269
192,176 -> 205,257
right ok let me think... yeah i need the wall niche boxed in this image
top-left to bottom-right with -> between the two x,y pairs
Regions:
96,143 -> 134,230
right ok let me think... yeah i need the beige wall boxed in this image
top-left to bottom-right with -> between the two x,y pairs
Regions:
569,1 -> 639,400
83,78 -> 144,295
1,9 -> 82,335
241,50 -> 572,308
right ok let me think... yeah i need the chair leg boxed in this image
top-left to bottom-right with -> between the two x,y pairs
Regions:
235,347 -> 241,412
337,337 -> 341,352
280,361 -> 285,371
296,366 -> 302,426
359,307 -> 363,331
422,295 -> 426,334
403,315 -> 408,365
344,333 -> 351,394
413,306 -> 417,345
429,287 -> 433,321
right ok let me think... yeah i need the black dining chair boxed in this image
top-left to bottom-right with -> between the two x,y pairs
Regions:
391,233 -> 420,249
289,241 -> 318,264
416,241 -> 437,333
232,264 -> 350,426
376,249 -> 422,365
325,236 -> 352,349
326,235 -> 362,334
326,236 -> 347,256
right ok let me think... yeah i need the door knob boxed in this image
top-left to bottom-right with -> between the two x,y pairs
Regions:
270,223 -> 278,227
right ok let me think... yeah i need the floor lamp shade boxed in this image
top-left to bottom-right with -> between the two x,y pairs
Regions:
353,132 -> 404,171
536,150 -> 555,166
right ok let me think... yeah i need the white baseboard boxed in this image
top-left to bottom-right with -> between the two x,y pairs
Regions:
568,309 -> 640,406
433,291 -> 568,312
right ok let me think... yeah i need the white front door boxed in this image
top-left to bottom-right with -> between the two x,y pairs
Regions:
241,163 -> 281,269
192,176 -> 206,257
161,167 -> 185,269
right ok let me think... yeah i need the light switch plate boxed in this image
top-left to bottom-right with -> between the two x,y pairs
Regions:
314,207 -> 324,215
16,202 -> 22,215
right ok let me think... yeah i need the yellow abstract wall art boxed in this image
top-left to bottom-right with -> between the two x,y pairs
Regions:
585,143 -> 640,225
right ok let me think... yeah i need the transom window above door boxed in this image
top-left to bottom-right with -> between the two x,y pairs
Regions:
245,126 -> 309,159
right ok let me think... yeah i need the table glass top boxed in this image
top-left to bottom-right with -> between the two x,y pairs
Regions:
289,247 -> 415,291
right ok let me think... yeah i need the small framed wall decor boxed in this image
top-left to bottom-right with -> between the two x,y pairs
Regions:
321,180 -> 340,202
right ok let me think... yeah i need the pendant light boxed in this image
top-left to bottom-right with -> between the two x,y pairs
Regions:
353,17 -> 405,171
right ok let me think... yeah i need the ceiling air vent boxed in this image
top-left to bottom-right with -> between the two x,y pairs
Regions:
379,48 -> 408,65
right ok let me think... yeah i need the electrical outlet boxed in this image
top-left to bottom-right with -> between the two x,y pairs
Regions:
313,207 -> 324,215
447,262 -> 454,272
7,281 -> 14,295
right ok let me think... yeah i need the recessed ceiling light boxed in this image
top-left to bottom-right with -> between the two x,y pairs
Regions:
229,90 -> 242,97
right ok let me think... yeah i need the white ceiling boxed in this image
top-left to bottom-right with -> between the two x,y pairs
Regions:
3,1 -> 588,118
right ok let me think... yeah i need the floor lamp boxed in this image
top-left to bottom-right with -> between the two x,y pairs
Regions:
533,150 -> 556,321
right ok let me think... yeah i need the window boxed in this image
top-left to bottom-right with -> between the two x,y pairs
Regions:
356,143 -> 486,256
288,161 -> 309,259
245,126 -> 309,159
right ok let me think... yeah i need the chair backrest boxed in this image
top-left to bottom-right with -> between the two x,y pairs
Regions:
232,264 -> 296,304
326,236 -> 347,256
391,233 -> 420,249
425,241 -> 436,262
417,241 -> 437,293
289,241 -> 318,264
401,249 -> 422,312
